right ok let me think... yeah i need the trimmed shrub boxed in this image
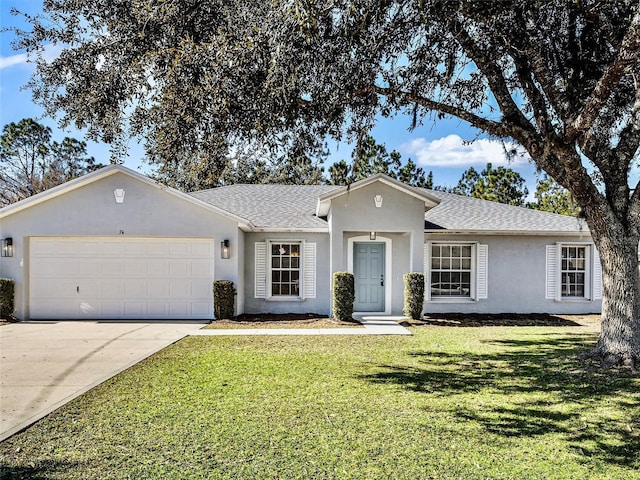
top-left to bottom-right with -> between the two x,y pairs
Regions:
333,272 -> 355,321
403,272 -> 425,320
213,280 -> 235,320
0,278 -> 15,319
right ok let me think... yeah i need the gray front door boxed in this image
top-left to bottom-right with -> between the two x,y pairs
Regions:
354,242 -> 385,312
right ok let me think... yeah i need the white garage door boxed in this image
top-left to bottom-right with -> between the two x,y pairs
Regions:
29,237 -> 215,320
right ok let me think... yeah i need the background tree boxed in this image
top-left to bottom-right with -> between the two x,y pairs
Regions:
14,1 -> 640,368
327,134 -> 432,187
0,118 -> 100,206
452,163 -> 529,206
530,174 -> 581,216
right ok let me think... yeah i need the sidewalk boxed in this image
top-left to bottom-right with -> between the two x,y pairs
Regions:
190,316 -> 412,336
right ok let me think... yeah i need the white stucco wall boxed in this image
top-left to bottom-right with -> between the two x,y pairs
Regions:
328,182 -> 427,315
424,233 -> 602,315
0,171 -> 242,320
243,232 -> 331,315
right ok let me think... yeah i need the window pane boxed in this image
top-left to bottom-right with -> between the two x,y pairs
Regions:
272,271 -> 280,282
430,243 -> 473,298
282,257 -> 290,268
272,257 -> 280,268
291,257 -> 299,268
281,284 -> 290,295
272,244 -> 280,256
561,246 -> 587,298
291,244 -> 300,256
291,271 -> 299,281
272,284 -> 280,295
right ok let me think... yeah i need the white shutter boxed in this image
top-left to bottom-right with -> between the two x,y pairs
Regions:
593,247 -> 602,300
303,242 -> 316,299
255,242 -> 267,298
546,244 -> 558,300
476,244 -> 488,300
424,243 -> 431,301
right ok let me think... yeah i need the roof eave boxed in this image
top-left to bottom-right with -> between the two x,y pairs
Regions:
424,228 -> 591,237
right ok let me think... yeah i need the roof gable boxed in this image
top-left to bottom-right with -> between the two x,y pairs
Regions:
315,173 -> 440,217
0,165 -> 253,228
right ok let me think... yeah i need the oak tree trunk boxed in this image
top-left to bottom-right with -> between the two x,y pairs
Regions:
590,232 -> 640,371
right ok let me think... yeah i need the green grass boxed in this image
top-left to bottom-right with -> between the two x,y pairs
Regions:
1,325 -> 639,479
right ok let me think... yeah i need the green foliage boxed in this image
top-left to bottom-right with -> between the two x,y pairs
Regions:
332,272 -> 355,321
0,118 -> 101,206
0,278 -> 15,319
212,280 -> 235,320
327,135 -> 433,187
1,323 -> 638,478
529,174 -> 581,216
452,163 -> 529,206
403,273 -> 425,320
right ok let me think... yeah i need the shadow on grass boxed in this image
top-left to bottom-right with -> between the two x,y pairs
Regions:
0,459 -> 80,480
360,332 -> 640,468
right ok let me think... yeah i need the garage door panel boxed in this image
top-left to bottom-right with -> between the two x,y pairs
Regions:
77,261 -> 101,276
192,279 -> 213,296
30,237 -> 215,320
102,262 -> 125,276
147,279 -> 168,298
191,302 -> 211,316
169,261 -> 190,277
191,261 -> 213,277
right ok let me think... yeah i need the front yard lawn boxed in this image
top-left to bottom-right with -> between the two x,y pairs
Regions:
1,321 -> 638,479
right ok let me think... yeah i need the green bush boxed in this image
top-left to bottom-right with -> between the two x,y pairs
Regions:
333,272 -> 355,321
213,280 -> 235,320
0,278 -> 15,319
403,272 -> 425,320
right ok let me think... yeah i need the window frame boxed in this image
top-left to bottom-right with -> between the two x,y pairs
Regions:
426,241 -> 478,303
558,243 -> 591,301
266,239 -> 304,301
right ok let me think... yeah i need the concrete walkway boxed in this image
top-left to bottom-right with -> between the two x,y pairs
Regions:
0,321 -> 203,442
192,316 -> 412,336
0,316 -> 410,442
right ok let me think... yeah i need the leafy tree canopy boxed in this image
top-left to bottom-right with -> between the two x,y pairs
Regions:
452,163 -> 528,206
0,118 -> 101,206
12,1 -> 640,367
529,174 -> 581,217
328,134 -> 433,187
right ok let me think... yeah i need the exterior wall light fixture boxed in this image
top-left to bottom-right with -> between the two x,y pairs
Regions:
369,231 -> 377,241
1,237 -> 13,257
221,239 -> 231,259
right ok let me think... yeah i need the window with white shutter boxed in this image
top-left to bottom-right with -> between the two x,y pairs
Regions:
546,243 -> 601,301
424,242 -> 487,301
255,241 -> 316,300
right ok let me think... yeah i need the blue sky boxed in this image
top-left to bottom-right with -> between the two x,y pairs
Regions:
1,1 -> 541,192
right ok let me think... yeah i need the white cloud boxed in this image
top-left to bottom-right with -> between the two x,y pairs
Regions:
0,52 -> 29,70
400,134 -> 530,168
0,44 -> 64,71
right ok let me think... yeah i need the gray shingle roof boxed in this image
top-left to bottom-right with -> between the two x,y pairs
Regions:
422,189 -> 588,233
190,183 -> 588,233
191,184 -> 337,229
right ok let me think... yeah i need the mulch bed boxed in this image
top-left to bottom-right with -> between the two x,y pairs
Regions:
206,313 -> 362,329
403,313 -> 600,328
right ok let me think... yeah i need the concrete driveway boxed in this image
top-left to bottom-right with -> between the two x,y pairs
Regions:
0,321 -> 204,442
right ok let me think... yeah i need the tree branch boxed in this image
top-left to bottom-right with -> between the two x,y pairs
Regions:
451,19 -> 533,132
568,6 -> 640,141
361,84 -> 520,139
